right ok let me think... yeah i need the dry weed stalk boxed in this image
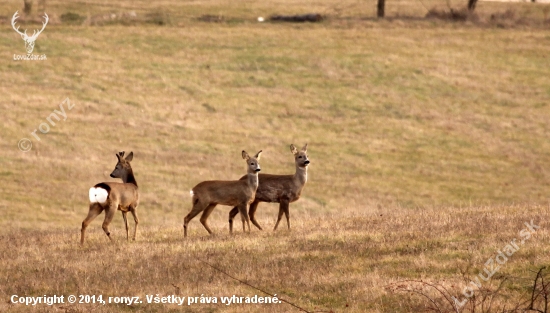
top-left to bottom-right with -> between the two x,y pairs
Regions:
386,267 -> 550,313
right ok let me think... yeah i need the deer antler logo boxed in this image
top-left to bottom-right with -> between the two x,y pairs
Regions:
11,11 -> 49,54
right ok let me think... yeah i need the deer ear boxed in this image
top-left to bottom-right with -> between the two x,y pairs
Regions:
125,151 -> 133,162
301,143 -> 308,152
254,150 -> 262,160
290,144 -> 298,155
242,150 -> 250,160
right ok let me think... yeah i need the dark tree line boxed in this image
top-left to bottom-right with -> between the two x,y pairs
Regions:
376,0 -> 479,17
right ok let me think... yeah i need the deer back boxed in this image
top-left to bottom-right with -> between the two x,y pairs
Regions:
241,173 -> 304,203
102,182 -> 139,209
192,179 -> 257,206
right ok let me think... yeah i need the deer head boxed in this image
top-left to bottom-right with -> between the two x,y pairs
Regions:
11,11 -> 49,54
242,150 -> 262,174
290,143 -> 310,168
110,151 -> 135,182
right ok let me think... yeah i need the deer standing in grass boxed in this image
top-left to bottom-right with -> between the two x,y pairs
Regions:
183,150 -> 262,237
81,151 -> 140,244
229,144 -> 310,232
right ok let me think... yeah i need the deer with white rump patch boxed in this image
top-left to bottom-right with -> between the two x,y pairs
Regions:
81,151 -> 140,244
183,150 -> 262,237
229,144 -> 309,232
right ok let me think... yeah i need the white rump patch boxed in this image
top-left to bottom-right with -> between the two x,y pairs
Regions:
89,187 -> 108,204
190,190 -> 194,196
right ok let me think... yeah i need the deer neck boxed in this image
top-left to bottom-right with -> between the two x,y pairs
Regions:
247,172 -> 259,190
294,165 -> 308,186
122,168 -> 138,187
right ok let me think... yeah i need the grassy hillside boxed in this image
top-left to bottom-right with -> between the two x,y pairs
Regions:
1,0 -> 549,227
0,0 -> 549,312
1,205 -> 549,313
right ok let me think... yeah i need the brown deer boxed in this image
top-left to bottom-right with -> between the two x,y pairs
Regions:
81,151 -> 140,244
183,150 -> 262,237
229,143 -> 309,232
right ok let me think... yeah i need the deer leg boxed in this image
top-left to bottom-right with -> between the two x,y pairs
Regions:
122,212 -> 129,241
237,204 -> 251,233
282,201 -> 291,230
273,200 -> 289,231
130,209 -> 139,241
199,204 -> 217,235
80,203 -> 104,244
102,204 -> 117,241
183,200 -> 206,237
228,206 -> 239,234
248,200 -> 263,231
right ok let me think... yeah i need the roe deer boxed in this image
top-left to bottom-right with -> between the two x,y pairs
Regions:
81,151 -> 140,244
183,150 -> 262,238
228,143 -> 309,232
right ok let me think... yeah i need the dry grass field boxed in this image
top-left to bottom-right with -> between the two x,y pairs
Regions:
1,0 -> 550,312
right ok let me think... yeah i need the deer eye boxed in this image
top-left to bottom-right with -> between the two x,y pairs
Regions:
298,156 -> 302,158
